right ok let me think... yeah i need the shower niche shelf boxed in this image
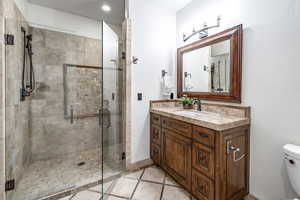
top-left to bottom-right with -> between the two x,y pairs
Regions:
63,64 -> 102,120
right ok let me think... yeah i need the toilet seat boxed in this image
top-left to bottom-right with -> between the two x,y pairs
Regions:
284,144 -> 300,197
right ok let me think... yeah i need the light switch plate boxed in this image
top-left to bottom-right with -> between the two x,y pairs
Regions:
137,93 -> 142,101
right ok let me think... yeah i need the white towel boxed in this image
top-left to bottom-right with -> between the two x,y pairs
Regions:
162,75 -> 174,96
184,77 -> 194,91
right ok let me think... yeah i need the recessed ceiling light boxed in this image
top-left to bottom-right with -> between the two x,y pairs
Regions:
102,4 -> 111,12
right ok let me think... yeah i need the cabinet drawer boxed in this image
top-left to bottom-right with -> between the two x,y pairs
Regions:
162,117 -> 192,138
151,114 -> 161,126
192,170 -> 215,200
151,125 -> 161,146
151,143 -> 161,165
192,142 -> 215,179
193,126 -> 215,148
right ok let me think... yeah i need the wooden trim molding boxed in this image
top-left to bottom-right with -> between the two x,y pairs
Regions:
177,24 -> 243,103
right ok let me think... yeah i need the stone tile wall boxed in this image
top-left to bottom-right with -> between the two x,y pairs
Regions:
4,3 -> 31,199
0,0 -> 31,199
30,27 -> 103,161
122,19 -> 132,169
64,65 -> 102,118
0,3 -> 125,199
0,0 -> 5,199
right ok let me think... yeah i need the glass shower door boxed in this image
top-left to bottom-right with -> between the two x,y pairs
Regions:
4,16 -> 104,200
4,4 -> 125,200
101,21 -> 125,196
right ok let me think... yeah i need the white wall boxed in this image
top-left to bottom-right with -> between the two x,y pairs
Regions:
129,0 -> 176,162
14,0 -> 27,16
177,0 -> 300,199
183,47 -> 209,91
19,2 -> 102,39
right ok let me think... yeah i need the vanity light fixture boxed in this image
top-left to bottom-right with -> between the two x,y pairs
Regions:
102,4 -> 111,12
183,16 -> 221,42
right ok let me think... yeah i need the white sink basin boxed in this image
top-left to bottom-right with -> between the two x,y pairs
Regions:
174,110 -> 207,116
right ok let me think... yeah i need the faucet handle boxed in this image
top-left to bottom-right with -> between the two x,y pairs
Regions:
193,98 -> 201,103
193,98 -> 202,111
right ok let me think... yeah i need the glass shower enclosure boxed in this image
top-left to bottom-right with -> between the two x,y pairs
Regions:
4,2 -> 125,199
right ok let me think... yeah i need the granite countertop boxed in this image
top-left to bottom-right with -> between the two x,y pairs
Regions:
150,107 -> 250,131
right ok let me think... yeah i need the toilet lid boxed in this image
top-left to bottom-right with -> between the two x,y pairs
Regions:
284,144 -> 300,159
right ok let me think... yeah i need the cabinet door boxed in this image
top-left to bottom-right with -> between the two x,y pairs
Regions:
225,133 -> 249,200
162,129 -> 192,190
151,143 -> 161,165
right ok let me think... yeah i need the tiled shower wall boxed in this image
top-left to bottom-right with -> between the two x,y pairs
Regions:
0,0 -> 4,199
0,2 -> 124,199
0,8 -> 104,198
30,27 -> 103,161
4,0 -> 31,196
0,0 -> 31,199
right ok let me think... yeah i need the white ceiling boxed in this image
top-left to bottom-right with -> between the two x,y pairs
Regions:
27,0 -> 192,24
152,0 -> 193,12
28,0 -> 125,25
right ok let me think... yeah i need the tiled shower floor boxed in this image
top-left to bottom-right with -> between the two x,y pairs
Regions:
58,166 -> 193,200
9,149 -> 122,200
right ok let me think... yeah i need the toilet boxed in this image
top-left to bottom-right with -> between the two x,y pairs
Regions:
284,144 -> 300,197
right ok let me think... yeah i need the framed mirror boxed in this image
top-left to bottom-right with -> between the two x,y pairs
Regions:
177,25 -> 243,102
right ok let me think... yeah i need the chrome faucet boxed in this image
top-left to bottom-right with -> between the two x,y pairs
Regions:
194,99 -> 202,111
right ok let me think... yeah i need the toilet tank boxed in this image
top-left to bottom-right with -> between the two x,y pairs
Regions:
284,144 -> 300,197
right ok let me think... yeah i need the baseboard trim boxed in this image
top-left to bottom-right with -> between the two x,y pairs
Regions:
126,158 -> 153,171
244,194 -> 258,200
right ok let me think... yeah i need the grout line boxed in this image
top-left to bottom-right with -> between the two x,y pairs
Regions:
71,166 -> 188,200
103,178 -> 119,195
129,168 -> 146,200
69,193 -> 76,200
107,194 -> 130,199
159,172 -> 167,200
139,179 -> 165,185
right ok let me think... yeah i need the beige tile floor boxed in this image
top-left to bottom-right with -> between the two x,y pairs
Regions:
59,166 -> 193,200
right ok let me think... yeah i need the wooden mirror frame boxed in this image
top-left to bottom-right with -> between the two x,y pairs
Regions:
177,24 -> 243,103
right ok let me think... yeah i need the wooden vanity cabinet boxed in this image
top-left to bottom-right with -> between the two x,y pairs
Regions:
150,113 -> 250,200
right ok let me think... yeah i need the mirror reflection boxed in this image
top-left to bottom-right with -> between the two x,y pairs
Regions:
182,39 -> 231,93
